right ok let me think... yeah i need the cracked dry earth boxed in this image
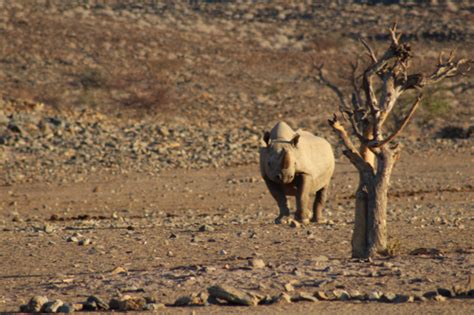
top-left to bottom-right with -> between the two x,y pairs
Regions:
1,148 -> 473,313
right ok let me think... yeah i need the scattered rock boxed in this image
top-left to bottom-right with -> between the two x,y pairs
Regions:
174,292 -> 208,306
437,287 -> 455,298
27,295 -> 48,312
208,284 -> 260,306
314,291 -> 330,301
57,303 -> 75,313
367,291 -> 382,301
271,292 -> 292,304
381,292 -> 397,303
78,238 -> 92,246
423,291 -> 438,300
43,299 -> 64,313
333,289 -> 350,301
83,295 -> 109,311
284,282 -> 295,292
348,290 -> 364,300
291,292 -> 318,303
249,258 -> 265,269
109,295 -> 146,311
288,218 -> 301,228
199,224 -> 215,232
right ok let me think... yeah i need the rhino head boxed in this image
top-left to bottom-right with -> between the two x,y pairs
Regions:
263,132 -> 300,184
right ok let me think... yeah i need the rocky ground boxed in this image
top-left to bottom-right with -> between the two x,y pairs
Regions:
0,0 -> 473,313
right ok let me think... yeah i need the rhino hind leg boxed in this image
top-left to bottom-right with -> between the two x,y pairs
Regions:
312,186 -> 328,224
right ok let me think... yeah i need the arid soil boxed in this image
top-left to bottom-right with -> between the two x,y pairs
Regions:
0,1 -> 473,313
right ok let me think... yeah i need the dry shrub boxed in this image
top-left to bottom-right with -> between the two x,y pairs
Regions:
105,64 -> 172,116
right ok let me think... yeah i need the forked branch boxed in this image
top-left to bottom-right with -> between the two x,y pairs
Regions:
368,93 -> 423,148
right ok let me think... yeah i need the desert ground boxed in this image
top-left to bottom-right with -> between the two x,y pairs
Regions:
0,1 -> 473,313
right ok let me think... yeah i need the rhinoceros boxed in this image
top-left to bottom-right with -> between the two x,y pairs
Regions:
259,121 -> 335,224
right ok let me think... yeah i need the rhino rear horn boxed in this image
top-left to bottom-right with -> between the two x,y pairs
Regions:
291,134 -> 300,147
263,131 -> 271,146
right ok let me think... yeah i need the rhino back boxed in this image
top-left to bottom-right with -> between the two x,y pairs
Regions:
296,134 -> 335,180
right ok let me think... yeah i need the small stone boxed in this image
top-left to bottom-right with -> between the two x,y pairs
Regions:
67,236 -> 79,242
414,294 -> 428,302
368,291 -> 382,301
174,295 -> 194,306
85,295 -> 109,310
44,299 -> 64,313
284,282 -> 294,292
288,219 -> 301,228
44,224 -> 54,233
271,292 -> 292,304
119,296 -> 146,311
219,249 -> 227,255
57,303 -> 75,313
437,287 -> 455,298
423,291 -> 438,299
433,295 -> 447,302
393,294 -> 413,303
314,291 -> 330,301
199,224 -> 215,232
249,258 -> 265,269
382,292 -> 397,303
291,292 -> 318,302
348,290 -> 364,300
27,295 -> 48,312
208,284 -> 260,306
78,238 -> 92,246
333,289 -> 350,301
110,266 -> 128,275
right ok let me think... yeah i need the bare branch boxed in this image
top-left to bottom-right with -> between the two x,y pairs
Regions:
359,38 -> 377,63
350,58 -> 363,110
388,22 -> 401,46
369,93 -> 423,148
328,114 -> 373,173
312,62 -> 349,112
347,111 -> 367,143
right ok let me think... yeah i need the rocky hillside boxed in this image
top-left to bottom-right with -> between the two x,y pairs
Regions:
0,1 -> 473,184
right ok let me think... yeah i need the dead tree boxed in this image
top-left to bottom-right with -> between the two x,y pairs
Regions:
313,24 -> 471,258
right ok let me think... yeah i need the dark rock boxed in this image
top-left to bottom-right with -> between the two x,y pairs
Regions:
27,295 -> 48,312
208,284 -> 259,306
291,292 -> 318,302
333,289 -> 350,301
43,299 -> 64,312
437,287 -> 455,298
57,303 -> 75,313
85,295 -> 109,310
423,291 -> 438,299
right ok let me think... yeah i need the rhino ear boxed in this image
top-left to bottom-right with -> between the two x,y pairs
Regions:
291,134 -> 300,147
263,131 -> 271,146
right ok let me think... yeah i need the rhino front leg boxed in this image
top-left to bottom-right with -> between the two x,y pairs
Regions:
263,178 -> 290,224
312,185 -> 328,224
295,174 -> 312,224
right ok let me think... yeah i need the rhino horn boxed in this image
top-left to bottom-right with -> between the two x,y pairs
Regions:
281,148 -> 291,169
